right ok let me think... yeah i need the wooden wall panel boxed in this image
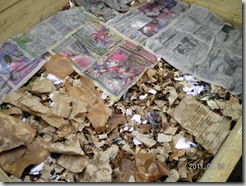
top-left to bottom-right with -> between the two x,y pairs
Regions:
181,0 -> 242,27
0,0 -> 68,43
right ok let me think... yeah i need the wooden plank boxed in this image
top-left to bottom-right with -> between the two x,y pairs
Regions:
0,0 -> 68,43
199,116 -> 242,182
0,0 -> 20,13
0,168 -> 11,182
181,0 -> 242,27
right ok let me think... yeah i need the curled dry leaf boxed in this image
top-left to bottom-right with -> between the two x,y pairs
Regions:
178,157 -> 188,178
57,155 -> 88,173
69,99 -> 88,123
135,152 -> 170,182
45,54 -> 73,79
146,69 -> 157,82
40,115 -> 69,129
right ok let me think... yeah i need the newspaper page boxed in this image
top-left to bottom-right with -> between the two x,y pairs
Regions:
74,0 -> 120,22
12,7 -> 96,59
49,21 -> 123,72
146,4 -> 242,95
0,40 -> 47,100
107,0 -> 188,45
83,40 -> 158,101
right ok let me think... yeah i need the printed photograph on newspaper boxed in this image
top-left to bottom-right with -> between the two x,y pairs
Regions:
83,40 -> 158,101
12,7 -> 96,58
51,21 -> 123,72
0,41 -> 47,99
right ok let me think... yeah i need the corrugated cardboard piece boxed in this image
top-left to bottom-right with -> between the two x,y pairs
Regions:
170,95 -> 231,155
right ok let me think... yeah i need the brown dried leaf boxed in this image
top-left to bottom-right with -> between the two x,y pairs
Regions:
135,152 -> 170,182
178,157 -> 187,178
170,136 -> 185,161
137,124 -> 152,134
45,54 -> 73,79
87,102 -> 111,132
0,137 -> 49,178
146,69 -> 157,82
215,97 -> 242,120
164,126 -> 178,135
57,155 -> 88,173
47,139 -> 85,155
0,112 -> 36,153
167,87 -> 178,106
165,169 -> 180,182
3,106 -> 22,116
57,121 -> 80,138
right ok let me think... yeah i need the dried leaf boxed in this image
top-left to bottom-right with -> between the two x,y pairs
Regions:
157,133 -> 172,143
167,87 -> 178,106
135,152 -> 170,182
146,69 -> 157,82
178,157 -> 187,178
45,54 -> 73,79
165,169 -> 180,182
215,97 -> 242,120
164,126 -> 178,135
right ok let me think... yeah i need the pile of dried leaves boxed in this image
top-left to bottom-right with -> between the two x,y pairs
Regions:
0,55 -> 242,182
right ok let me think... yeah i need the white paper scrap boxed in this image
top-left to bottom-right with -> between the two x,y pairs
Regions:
47,74 -> 63,85
30,162 -> 45,175
133,137 -> 142,146
175,137 -> 197,149
139,94 -> 148,100
148,89 -> 157,95
131,114 -> 142,124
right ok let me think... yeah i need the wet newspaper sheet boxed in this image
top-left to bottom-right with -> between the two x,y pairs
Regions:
107,0 -> 188,45
0,40 -> 47,100
145,4 -> 242,95
49,21 -> 158,101
12,7 -> 96,59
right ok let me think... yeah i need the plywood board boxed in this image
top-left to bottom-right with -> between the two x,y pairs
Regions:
0,0 -> 68,43
199,116 -> 242,182
181,0 -> 242,27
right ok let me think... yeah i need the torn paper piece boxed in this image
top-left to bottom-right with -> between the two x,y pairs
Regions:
175,138 -> 197,149
126,109 -> 133,116
30,162 -> 44,175
0,112 -> 36,153
139,94 -> 148,100
142,120 -> 148,125
131,114 -> 141,124
171,95 -> 231,155
48,139 -> 85,155
57,155 -> 88,173
167,87 -> 178,106
45,54 -> 73,79
0,137 -> 49,178
47,74 -> 63,85
148,89 -> 157,95
133,137 -> 142,146
134,133 -> 157,148
165,169 -> 180,182
183,85 -> 204,96
87,102 -> 111,132
101,93 -> 108,100
157,134 -> 172,143
27,78 -> 56,93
